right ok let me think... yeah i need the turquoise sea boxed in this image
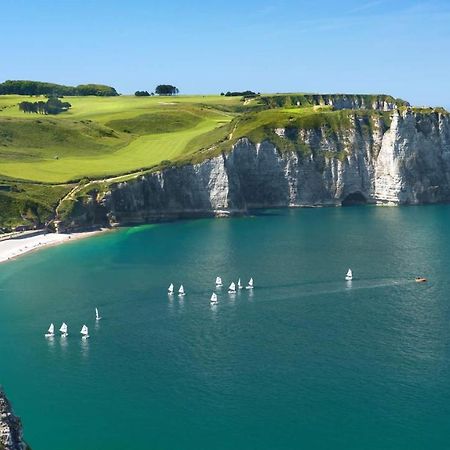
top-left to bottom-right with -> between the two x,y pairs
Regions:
1,206 -> 450,450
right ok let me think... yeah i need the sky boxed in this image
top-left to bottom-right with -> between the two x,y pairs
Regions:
1,0 -> 450,107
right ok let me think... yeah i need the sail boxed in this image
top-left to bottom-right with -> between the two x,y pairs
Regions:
248,278 -> 253,287
347,269 -> 352,277
59,323 -> 67,333
179,285 -> 185,294
168,283 -> 174,293
80,325 -> 88,335
96,307 -> 101,319
238,278 -> 242,289
216,277 -> 222,285
48,323 -> 54,334
228,282 -> 236,291
210,293 -> 217,302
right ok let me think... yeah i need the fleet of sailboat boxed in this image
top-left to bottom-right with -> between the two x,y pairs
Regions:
45,307 -> 104,339
42,268 -> 364,339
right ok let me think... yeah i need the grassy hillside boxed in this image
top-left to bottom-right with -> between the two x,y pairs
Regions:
0,95 -> 244,183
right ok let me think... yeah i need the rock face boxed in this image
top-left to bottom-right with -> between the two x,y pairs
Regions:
0,389 -> 28,450
61,108 -> 450,229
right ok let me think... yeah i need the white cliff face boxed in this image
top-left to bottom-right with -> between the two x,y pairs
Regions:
61,109 -> 450,229
375,110 -> 450,203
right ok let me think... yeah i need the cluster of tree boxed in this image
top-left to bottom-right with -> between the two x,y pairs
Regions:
18,97 -> 72,115
0,80 -> 118,96
155,85 -> 179,96
135,90 -> 153,97
221,90 -> 260,98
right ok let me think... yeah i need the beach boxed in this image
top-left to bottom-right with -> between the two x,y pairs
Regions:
0,230 -> 105,263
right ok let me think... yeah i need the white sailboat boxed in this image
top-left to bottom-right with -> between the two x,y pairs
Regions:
80,324 -> 89,340
59,322 -> 68,337
44,323 -> 55,338
215,276 -> 223,287
246,278 -> 254,289
228,282 -> 236,294
237,278 -> 243,290
210,292 -> 218,304
168,283 -> 174,295
95,307 -> 102,321
178,285 -> 186,297
345,268 -> 353,281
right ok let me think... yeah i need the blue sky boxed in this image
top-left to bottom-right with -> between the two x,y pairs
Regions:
2,0 -> 449,106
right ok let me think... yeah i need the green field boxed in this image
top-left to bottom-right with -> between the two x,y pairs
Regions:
0,95 -> 247,183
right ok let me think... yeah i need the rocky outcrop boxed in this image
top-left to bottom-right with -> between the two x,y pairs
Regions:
0,389 -> 28,450
59,108 -> 450,230
261,94 -> 409,111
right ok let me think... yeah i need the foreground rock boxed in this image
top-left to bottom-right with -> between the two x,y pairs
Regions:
0,389 -> 29,450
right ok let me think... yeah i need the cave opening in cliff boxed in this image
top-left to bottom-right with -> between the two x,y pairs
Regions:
341,192 -> 367,206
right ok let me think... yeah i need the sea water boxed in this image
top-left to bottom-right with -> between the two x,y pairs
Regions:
1,206 -> 450,449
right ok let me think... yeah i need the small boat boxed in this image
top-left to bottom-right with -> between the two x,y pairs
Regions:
210,292 -> 218,304
59,322 -> 68,337
345,269 -> 353,281
80,324 -> 90,340
415,277 -> 427,283
237,278 -> 243,290
178,285 -> 186,297
95,307 -> 102,321
168,283 -> 174,295
246,278 -> 254,289
45,323 -> 55,338
228,282 -> 236,294
215,277 -> 223,287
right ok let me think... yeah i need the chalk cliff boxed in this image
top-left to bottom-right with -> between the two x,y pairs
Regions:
59,107 -> 450,230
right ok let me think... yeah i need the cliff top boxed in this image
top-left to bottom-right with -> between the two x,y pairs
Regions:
0,91 -> 447,230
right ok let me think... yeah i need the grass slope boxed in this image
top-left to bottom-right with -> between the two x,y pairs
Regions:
0,95 -> 241,182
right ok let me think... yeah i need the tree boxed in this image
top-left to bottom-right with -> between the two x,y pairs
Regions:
0,80 -> 119,97
135,90 -> 150,96
18,97 -> 71,115
155,84 -> 179,96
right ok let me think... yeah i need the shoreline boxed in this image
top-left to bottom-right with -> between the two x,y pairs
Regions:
0,229 -> 108,264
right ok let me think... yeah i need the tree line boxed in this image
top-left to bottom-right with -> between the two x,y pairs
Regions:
0,80 -> 118,96
18,97 -> 72,115
221,91 -> 259,98
135,85 -> 179,96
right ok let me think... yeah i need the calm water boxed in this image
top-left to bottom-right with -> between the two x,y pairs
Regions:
1,206 -> 450,450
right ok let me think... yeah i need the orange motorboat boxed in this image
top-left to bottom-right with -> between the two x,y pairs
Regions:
415,277 -> 427,283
